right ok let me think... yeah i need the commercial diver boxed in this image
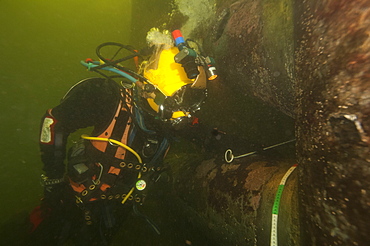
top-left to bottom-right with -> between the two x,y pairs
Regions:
28,28 -> 217,245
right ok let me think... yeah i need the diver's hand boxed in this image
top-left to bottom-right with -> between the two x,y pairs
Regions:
41,175 -> 66,209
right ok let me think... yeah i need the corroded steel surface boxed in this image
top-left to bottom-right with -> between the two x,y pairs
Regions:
131,0 -> 370,245
200,0 -> 296,118
295,0 -> 370,245
164,146 -> 299,246
192,0 -> 370,244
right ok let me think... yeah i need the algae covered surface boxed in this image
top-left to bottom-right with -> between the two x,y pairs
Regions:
0,0 -> 300,245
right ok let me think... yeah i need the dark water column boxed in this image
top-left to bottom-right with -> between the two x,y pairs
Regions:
295,1 -> 370,245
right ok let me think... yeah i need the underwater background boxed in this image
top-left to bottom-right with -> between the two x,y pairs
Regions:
1,0 -> 282,242
4,0 -> 359,245
0,0 -> 296,243
0,0 -> 132,242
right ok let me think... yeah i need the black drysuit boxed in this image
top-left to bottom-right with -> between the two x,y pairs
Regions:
34,77 -> 167,245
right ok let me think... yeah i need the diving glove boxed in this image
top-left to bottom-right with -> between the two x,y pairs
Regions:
41,174 -> 66,208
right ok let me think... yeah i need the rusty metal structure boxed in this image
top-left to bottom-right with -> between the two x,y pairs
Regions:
131,0 -> 370,245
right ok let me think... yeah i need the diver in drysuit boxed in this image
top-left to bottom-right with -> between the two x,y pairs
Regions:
28,28 -> 217,245
31,76 -> 170,245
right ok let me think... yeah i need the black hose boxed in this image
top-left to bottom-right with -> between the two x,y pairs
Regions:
96,42 -> 137,60
132,204 -> 161,235
95,42 -> 139,69
94,42 -> 150,83
114,64 -> 150,83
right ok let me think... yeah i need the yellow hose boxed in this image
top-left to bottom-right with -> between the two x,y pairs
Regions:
80,134 -> 143,205
81,134 -> 142,163
121,187 -> 135,204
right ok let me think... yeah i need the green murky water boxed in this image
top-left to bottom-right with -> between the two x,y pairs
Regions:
0,0 -> 296,245
0,0 -> 130,243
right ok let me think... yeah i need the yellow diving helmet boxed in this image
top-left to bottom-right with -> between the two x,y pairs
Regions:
140,28 -> 217,126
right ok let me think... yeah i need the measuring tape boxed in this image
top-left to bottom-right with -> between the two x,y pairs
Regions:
270,164 -> 298,246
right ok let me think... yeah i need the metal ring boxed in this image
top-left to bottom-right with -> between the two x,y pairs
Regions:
82,190 -> 88,196
108,195 -> 113,200
121,194 -> 126,199
101,194 -> 106,199
135,196 -> 141,203
128,163 -> 133,168
120,162 -> 126,168
108,139 -> 118,146
135,164 -> 141,170
115,194 -> 120,199
224,149 -> 234,163
75,197 -> 83,204
128,195 -> 133,200
89,185 -> 96,190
